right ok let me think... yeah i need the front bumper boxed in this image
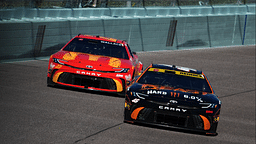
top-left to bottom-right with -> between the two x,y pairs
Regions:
47,67 -> 127,93
124,100 -> 220,135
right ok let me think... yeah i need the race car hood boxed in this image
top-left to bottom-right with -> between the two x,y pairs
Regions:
127,83 -> 221,106
52,51 -> 132,70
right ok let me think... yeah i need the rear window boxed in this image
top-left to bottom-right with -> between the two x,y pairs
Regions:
63,38 -> 129,59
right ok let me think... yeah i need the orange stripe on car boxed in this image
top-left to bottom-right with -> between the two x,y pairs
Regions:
52,72 -> 63,83
131,107 -> 144,120
113,79 -> 123,92
89,54 -> 101,61
63,52 -> 79,61
199,115 -> 211,130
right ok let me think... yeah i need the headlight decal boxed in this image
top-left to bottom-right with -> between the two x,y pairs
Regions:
53,58 -> 66,67
50,62 -> 55,69
135,92 -> 147,99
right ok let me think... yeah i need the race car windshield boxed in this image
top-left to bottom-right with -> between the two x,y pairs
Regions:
137,70 -> 212,93
63,38 -> 129,59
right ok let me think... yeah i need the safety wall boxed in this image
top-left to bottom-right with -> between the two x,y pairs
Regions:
0,5 -> 255,61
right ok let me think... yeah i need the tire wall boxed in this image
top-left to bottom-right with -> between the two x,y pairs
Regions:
0,6 -> 255,61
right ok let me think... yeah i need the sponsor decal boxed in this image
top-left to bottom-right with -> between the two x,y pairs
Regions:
89,55 -> 101,61
125,74 -> 131,81
148,68 -> 204,79
169,100 -> 178,104
116,74 -> 123,77
125,101 -> 130,110
63,52 -> 79,60
76,71 -> 101,76
132,98 -> 140,103
148,68 -> 165,72
175,71 -> 204,79
147,90 -> 167,95
184,95 -> 203,102
101,40 -> 123,46
170,92 -> 180,97
159,106 -> 187,113
176,66 -> 197,72
108,58 -> 121,68
141,84 -> 158,90
214,116 -> 220,122
99,37 -> 118,42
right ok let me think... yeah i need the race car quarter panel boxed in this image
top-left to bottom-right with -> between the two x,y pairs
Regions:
124,64 -> 221,135
47,34 -> 143,94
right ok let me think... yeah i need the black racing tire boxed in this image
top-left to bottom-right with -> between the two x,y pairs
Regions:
47,77 -> 55,87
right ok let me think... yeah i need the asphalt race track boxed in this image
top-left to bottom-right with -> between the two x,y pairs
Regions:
0,45 -> 255,144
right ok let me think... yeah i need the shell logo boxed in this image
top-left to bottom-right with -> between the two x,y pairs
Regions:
108,58 -> 121,68
63,52 -> 79,60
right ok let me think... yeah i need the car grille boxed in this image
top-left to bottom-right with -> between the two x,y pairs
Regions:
57,72 -> 117,90
131,106 -> 205,130
155,113 -> 187,127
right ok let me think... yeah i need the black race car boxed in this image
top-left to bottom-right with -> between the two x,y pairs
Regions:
124,64 -> 221,135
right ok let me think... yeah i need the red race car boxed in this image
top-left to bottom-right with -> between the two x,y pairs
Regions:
47,34 -> 143,95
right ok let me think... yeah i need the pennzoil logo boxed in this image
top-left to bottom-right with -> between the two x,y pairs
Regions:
175,71 -> 204,79
148,68 -> 204,79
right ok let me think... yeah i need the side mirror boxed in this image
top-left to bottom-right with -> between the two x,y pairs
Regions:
132,52 -> 137,55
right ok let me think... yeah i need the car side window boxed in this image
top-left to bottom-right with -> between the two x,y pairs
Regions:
126,44 -> 134,58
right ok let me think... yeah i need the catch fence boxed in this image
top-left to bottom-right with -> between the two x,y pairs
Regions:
0,0 -> 255,8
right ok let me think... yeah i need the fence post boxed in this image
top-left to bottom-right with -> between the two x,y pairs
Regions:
206,16 -> 212,47
34,25 -> 46,57
31,22 -> 34,58
242,15 -> 247,45
166,19 -> 177,47
138,18 -> 144,51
